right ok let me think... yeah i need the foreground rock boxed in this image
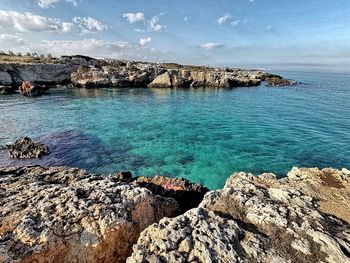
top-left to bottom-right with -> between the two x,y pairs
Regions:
5,137 -> 50,159
0,166 -> 179,263
128,167 -> 350,263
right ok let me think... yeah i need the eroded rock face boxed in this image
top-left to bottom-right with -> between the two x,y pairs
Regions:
128,167 -> 350,263
1,56 -> 292,91
5,137 -> 50,159
71,62 -> 282,89
0,166 -> 179,263
0,63 -> 78,88
132,175 -> 209,213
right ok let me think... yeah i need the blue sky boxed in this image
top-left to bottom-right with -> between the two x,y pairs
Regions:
0,0 -> 349,72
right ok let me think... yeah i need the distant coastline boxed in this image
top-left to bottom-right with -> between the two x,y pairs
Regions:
0,53 -> 294,95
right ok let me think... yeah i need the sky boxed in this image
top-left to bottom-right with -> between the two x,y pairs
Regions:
0,0 -> 349,72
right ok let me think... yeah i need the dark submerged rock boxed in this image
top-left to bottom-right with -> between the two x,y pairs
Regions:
132,175 -> 209,213
6,137 -> 50,159
0,86 -> 16,95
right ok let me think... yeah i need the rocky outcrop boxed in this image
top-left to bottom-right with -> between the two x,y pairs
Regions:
0,166 -> 179,263
0,55 -> 101,93
0,63 -> 78,88
267,76 -> 295,86
128,167 -> 350,263
70,61 -> 290,89
1,55 -> 293,91
147,72 -> 172,88
5,137 -> 50,159
70,63 -> 163,88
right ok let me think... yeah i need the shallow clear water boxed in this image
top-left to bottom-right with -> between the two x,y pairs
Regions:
1,71 -> 349,189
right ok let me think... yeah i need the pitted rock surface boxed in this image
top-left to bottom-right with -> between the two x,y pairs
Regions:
0,166 -> 179,263
128,167 -> 350,263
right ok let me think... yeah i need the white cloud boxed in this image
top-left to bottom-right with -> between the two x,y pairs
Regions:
73,17 -> 107,34
217,14 -> 232,25
266,25 -> 272,31
199,42 -> 224,50
0,34 -> 27,49
123,12 -> 145,23
139,37 -> 152,46
0,10 -> 107,35
36,39 -> 130,57
0,10 -> 73,33
123,12 -> 165,32
26,38 -> 168,61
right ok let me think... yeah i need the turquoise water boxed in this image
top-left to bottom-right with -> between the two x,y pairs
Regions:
0,71 -> 349,189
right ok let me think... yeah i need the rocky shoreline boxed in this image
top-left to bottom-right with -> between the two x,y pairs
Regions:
1,165 -> 349,263
0,55 -> 294,95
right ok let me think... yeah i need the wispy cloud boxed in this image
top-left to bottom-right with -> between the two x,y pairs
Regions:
217,14 -> 232,25
199,42 -> 224,50
231,19 -> 248,27
0,34 -> 27,48
23,38 -> 168,61
37,0 -> 79,8
0,10 -> 107,35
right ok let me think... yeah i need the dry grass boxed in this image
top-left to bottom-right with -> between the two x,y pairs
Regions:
0,54 -> 57,64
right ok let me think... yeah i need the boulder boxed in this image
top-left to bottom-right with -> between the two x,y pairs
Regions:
128,167 -> 350,263
5,137 -> 50,159
0,166 -> 179,263
267,76 -> 294,86
147,72 -> 172,88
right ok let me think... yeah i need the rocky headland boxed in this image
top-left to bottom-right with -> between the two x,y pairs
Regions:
1,165 -> 349,263
0,54 -> 294,95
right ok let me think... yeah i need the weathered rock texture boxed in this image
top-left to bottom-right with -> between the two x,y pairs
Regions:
5,137 -> 50,159
132,175 -> 209,213
71,63 -> 270,89
0,55 -> 99,93
128,167 -> 350,263
0,166 -> 179,263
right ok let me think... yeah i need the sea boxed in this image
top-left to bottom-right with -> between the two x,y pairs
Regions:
1,71 -> 349,189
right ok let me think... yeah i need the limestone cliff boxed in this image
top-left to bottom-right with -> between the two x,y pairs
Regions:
0,55 -> 293,93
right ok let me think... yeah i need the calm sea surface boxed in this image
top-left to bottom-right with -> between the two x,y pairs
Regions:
1,71 -> 349,189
